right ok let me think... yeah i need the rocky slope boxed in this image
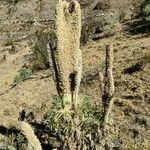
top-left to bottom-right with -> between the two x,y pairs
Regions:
0,0 -> 150,149
0,0 -> 137,40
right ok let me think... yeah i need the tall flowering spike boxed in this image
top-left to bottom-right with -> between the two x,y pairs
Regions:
48,0 -> 82,108
102,44 -> 115,125
104,45 -> 115,98
18,121 -> 42,150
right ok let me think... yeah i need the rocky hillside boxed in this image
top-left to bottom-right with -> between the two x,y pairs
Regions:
0,0 -> 138,40
0,0 -> 150,149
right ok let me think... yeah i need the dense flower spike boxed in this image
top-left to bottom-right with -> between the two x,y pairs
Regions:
100,45 -> 115,125
47,0 -> 82,109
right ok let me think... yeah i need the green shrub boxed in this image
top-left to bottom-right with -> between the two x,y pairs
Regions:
1,130 -> 27,150
14,68 -> 33,85
143,2 -> 150,20
43,96 -> 103,149
136,0 -> 150,20
8,134 -> 27,149
142,54 -> 150,64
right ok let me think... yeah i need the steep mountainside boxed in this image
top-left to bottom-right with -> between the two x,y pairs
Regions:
0,0 -> 149,149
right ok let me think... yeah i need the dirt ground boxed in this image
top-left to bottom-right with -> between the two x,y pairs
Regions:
0,23 -> 150,148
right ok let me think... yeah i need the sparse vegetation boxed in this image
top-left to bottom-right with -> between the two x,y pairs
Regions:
140,0 -> 150,21
133,0 -> 150,20
119,10 -> 126,23
6,134 -> 27,150
143,3 -> 150,20
4,40 -> 14,47
0,129 -> 27,150
0,0 -> 150,149
127,0 -> 150,35
14,68 -> 33,85
142,54 -> 150,64
30,29 -> 57,71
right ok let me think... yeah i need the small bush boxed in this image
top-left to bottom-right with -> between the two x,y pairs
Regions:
6,133 -> 27,150
119,10 -> 126,23
0,128 -> 27,150
143,3 -> 150,20
144,4 -> 150,14
43,96 -> 103,149
30,29 -> 56,70
4,40 -> 13,47
142,54 -> 150,64
133,0 -> 150,20
14,68 -> 33,85
80,9 -> 108,44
